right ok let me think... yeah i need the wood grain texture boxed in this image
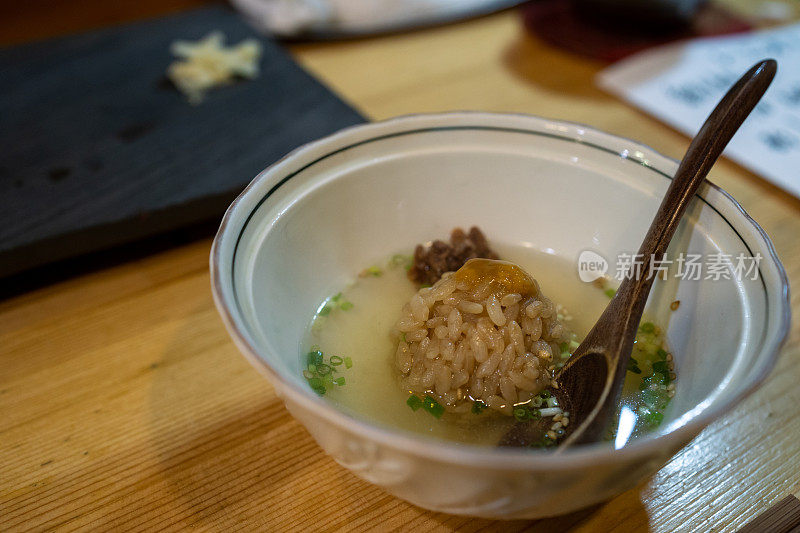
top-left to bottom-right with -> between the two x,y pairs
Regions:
738,495 -> 800,533
2,3 -> 800,532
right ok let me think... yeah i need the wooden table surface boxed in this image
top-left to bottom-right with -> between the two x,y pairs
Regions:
2,2 -> 799,531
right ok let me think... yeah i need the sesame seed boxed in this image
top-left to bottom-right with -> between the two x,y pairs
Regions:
670,300 -> 681,311
669,372 -> 677,380
552,422 -> 563,430
561,417 -> 569,427
553,413 -> 563,422
666,353 -> 673,362
547,431 -> 557,440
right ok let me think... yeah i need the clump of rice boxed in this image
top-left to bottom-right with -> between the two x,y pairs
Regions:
394,264 -> 570,415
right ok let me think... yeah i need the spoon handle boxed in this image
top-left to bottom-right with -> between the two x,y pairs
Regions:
607,59 -> 779,364
629,59 -> 777,287
557,59 -> 777,447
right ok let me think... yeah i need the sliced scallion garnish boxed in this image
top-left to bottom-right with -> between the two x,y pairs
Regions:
471,400 -> 487,414
390,254 -> 413,268
303,348 -> 352,395
422,395 -> 445,419
407,394 -> 423,411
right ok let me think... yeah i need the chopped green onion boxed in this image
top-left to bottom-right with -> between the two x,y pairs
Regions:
319,306 -> 331,316
627,358 -> 642,374
530,435 -> 555,448
334,377 -> 346,386
307,364 -> 317,373
639,322 -> 655,334
331,292 -> 342,302
471,400 -> 487,414
329,355 -> 343,366
605,288 -> 616,298
652,361 -> 669,374
400,333 -> 407,343
656,348 -> 668,360
390,254 -> 413,268
340,301 -> 354,311
643,410 -> 664,426
307,350 -> 323,366
407,394 -> 423,411
365,266 -> 382,277
302,370 -> 314,380
643,390 -> 670,411
640,372 -> 668,391
316,363 -> 331,376
513,408 -> 529,421
308,377 -> 325,393
422,395 -> 445,419
344,357 -> 353,369
540,390 -> 551,399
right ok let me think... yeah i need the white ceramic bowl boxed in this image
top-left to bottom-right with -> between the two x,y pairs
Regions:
211,112 -> 789,519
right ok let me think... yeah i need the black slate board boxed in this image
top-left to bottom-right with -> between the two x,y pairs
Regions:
0,6 -> 364,281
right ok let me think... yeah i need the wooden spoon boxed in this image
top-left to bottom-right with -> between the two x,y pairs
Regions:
500,59 -> 777,449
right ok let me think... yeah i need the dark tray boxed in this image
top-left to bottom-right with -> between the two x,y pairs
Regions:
0,6 -> 364,282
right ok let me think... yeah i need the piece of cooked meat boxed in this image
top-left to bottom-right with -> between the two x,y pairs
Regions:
407,226 -> 499,286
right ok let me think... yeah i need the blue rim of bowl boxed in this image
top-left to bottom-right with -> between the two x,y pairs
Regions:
211,111 -> 790,468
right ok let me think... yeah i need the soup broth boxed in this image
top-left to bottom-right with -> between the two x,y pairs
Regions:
303,245 -> 675,447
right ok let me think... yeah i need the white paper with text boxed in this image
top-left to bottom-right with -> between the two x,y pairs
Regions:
598,23 -> 800,198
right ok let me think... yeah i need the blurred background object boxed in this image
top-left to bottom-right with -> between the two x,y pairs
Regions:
226,0 -> 798,41
229,0 -> 525,38
522,0 -> 752,61
1,0 -> 797,291
574,0 -> 709,28
598,22 -> 800,197
0,6 -> 363,290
